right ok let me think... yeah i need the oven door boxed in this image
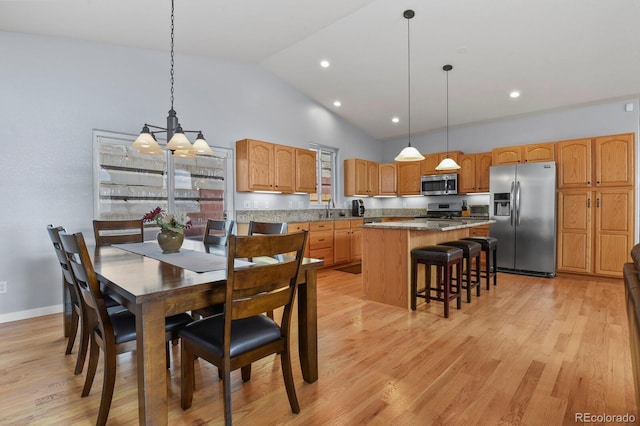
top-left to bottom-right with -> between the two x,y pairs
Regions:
421,174 -> 457,195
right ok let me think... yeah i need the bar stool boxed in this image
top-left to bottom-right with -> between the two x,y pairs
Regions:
439,240 -> 482,303
411,245 -> 463,318
462,236 -> 498,290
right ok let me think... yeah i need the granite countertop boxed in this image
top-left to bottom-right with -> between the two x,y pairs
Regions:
361,218 -> 495,231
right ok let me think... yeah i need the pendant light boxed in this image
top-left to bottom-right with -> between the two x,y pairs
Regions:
131,0 -> 213,157
394,10 -> 425,162
435,64 -> 461,171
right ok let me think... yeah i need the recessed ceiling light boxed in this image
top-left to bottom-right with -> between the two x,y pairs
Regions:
333,100 -> 342,107
510,91 -> 520,98
392,117 -> 400,124
320,60 -> 330,68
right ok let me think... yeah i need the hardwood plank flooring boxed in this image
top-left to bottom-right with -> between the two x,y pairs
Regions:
0,271 -> 636,425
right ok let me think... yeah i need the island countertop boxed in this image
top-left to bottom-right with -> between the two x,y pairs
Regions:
362,218 -> 495,231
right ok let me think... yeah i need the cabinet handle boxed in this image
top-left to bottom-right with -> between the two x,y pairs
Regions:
587,199 -> 591,208
596,198 -> 600,208
318,239 -> 325,242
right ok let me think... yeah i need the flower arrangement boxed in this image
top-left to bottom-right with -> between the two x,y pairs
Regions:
142,207 -> 192,234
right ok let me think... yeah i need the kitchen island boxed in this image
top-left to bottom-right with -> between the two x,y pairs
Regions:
362,219 -> 494,310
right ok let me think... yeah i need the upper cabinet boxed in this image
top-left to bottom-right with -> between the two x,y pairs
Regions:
492,142 -> 554,165
344,158 -> 379,197
556,133 -> 634,188
458,152 -> 491,194
378,163 -> 397,196
295,148 -> 317,193
236,139 -> 316,193
421,151 -> 462,175
396,161 -> 422,196
594,133 -> 634,187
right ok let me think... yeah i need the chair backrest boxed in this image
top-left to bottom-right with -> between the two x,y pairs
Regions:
59,231 -> 114,346
46,224 -> 81,308
93,219 -> 144,246
203,219 -> 235,252
225,232 -> 307,325
247,221 -> 288,236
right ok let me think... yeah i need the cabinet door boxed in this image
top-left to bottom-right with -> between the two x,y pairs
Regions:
333,227 -> 351,264
244,139 -> 274,191
458,154 -> 476,194
594,133 -> 634,187
475,152 -> 492,192
287,222 -> 310,257
351,224 -> 362,261
556,138 -> 592,188
421,154 -> 440,175
354,159 -> 369,195
273,144 -> 295,193
295,149 -> 317,193
367,161 -> 379,196
492,146 -> 522,165
397,161 -> 422,195
556,190 -> 593,274
595,188 -> 634,277
378,163 -> 397,195
524,142 -> 555,163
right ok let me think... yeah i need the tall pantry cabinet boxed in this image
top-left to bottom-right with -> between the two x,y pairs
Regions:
556,133 -> 635,277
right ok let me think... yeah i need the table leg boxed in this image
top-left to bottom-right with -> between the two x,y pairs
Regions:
136,300 -> 168,425
297,269 -> 318,383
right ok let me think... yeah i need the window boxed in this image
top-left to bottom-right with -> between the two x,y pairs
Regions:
93,130 -> 234,239
309,144 -> 337,204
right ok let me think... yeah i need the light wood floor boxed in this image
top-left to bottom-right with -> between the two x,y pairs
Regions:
0,270 -> 636,425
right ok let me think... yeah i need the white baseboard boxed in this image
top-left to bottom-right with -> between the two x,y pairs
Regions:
0,304 -> 63,324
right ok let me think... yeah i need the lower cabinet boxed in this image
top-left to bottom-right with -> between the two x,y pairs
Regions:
333,219 -> 363,264
309,221 -> 334,266
557,188 -> 634,277
287,222 -> 310,258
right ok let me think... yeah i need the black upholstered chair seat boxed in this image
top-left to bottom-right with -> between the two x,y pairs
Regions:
102,311 -> 193,344
440,240 -> 481,257
180,314 -> 281,358
412,245 -> 462,262
463,236 -> 498,249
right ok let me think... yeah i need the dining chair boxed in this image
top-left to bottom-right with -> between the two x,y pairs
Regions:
247,220 -> 287,236
59,231 -> 193,426
192,219 -> 236,320
92,219 -> 144,246
180,231 -> 308,425
46,224 -> 88,375
203,219 -> 235,252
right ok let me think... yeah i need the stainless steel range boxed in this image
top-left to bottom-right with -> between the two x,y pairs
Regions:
423,202 -> 463,219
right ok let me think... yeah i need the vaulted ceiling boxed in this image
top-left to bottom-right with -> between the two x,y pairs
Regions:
2,0 -> 639,140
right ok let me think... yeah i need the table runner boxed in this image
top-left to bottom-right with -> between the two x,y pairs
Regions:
113,242 -> 251,273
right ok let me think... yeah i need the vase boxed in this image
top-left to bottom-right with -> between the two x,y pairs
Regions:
157,229 -> 184,254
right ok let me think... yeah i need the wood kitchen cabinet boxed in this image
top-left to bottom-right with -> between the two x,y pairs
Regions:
287,222 -> 310,257
557,187 -> 634,277
295,148 -> 317,193
556,138 -> 593,188
309,221 -> 334,266
458,152 -> 491,194
273,144 -> 295,193
344,158 -> 379,196
378,163 -> 397,196
492,142 -> 554,165
421,151 -> 462,175
396,161 -> 422,195
333,219 -> 363,264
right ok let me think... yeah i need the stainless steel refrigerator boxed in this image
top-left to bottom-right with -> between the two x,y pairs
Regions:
489,161 -> 557,277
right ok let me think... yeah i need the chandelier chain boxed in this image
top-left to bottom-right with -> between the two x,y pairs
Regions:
407,16 -> 411,146
170,0 -> 175,111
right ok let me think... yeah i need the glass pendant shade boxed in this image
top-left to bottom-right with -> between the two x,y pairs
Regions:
166,125 -> 192,151
190,132 -> 213,155
435,157 -> 461,170
173,149 -> 195,158
395,145 -> 425,162
132,128 -> 163,154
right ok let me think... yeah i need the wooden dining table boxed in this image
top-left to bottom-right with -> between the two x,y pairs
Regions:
91,239 -> 322,426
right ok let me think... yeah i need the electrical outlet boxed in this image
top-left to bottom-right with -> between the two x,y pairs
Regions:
0,281 -> 7,294
243,200 -> 251,208
253,200 -> 260,209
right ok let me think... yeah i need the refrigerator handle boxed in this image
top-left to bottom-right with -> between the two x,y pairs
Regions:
515,180 -> 521,226
510,181 -> 515,226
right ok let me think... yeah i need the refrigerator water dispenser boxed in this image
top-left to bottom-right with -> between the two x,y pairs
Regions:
493,193 -> 511,216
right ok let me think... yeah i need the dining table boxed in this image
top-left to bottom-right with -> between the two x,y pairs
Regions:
90,238 -> 322,426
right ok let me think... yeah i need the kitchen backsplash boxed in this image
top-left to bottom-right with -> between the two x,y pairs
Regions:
236,208 -> 428,223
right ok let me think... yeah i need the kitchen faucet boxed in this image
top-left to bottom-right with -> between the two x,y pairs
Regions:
325,198 -> 334,218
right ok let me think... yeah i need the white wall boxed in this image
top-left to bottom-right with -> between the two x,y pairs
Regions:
0,32 -> 379,318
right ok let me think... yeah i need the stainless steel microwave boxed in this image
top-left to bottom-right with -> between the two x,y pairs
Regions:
421,173 -> 458,196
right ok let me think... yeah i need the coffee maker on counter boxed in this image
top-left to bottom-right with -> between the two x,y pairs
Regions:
352,199 -> 365,217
